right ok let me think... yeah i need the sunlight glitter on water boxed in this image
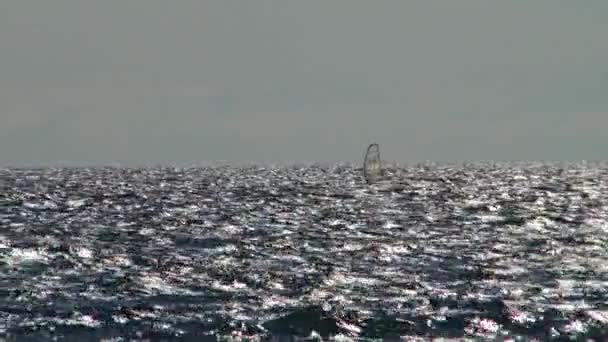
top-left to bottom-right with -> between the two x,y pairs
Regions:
1,162 -> 608,340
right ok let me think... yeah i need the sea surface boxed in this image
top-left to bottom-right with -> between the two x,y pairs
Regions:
1,162 -> 608,341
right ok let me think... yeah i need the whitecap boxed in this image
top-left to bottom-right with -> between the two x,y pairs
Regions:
382,220 -> 401,229
66,199 -> 87,208
5,248 -> 49,265
586,310 -> 608,323
211,280 -> 249,293
562,320 -> 586,334
74,246 -> 94,259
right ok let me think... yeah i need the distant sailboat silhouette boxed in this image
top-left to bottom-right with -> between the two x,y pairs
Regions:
363,143 -> 381,184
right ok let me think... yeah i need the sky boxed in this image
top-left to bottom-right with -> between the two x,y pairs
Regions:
1,1 -> 607,165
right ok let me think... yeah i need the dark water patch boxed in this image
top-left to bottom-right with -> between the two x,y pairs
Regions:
362,313 -> 467,339
174,236 -> 237,250
262,305 -> 343,338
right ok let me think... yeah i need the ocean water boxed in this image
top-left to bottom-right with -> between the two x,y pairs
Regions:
1,162 -> 608,341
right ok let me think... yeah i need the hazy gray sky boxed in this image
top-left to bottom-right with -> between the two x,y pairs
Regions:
1,1 -> 607,165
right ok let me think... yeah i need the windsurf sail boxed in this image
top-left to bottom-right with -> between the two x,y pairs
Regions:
363,143 -> 381,184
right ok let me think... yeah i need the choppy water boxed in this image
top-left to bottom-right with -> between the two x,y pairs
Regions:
1,162 -> 608,341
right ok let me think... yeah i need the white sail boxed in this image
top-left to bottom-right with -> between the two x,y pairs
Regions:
363,143 -> 381,184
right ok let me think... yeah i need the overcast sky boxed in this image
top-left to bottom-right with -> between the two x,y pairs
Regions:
1,1 -> 607,165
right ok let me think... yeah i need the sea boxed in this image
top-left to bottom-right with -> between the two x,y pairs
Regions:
1,162 -> 608,341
